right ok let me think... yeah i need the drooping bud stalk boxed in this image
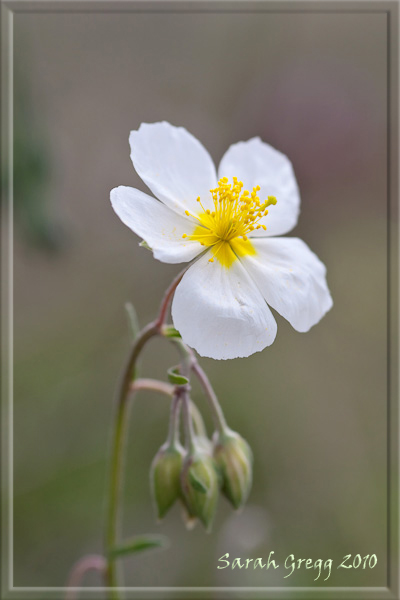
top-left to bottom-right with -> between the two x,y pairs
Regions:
150,393 -> 185,520
180,393 -> 219,531
213,428 -> 253,510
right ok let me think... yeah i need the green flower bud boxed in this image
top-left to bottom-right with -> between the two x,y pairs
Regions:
150,442 -> 185,520
179,500 -> 198,531
213,429 -> 253,510
180,451 -> 219,532
194,435 -> 213,455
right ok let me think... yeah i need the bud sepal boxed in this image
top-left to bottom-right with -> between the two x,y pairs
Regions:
213,428 -> 253,510
180,450 -> 220,532
150,442 -> 185,520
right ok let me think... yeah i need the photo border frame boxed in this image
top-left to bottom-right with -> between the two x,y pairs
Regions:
1,1 -> 399,598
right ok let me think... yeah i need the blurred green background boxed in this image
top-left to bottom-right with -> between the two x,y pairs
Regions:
12,9 -> 388,591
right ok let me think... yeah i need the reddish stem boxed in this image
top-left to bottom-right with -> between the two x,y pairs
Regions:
65,555 -> 107,600
154,267 -> 187,329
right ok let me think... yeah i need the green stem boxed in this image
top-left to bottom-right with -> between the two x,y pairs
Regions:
105,323 -> 157,597
166,392 -> 182,448
131,378 -> 174,397
191,361 -> 228,433
132,378 -> 205,439
104,268 -> 187,598
162,332 -> 227,433
181,391 -> 196,454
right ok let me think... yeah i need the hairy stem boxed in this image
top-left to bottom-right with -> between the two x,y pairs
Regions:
104,268 -> 187,598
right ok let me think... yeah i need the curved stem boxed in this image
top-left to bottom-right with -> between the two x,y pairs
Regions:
132,378 -> 205,439
191,362 -> 228,433
154,267 -> 186,329
66,555 -> 107,600
104,268 -> 187,598
164,333 -> 228,434
189,400 -> 207,438
105,323 -> 158,597
131,378 -> 174,397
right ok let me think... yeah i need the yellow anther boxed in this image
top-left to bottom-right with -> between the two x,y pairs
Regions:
183,177 -> 277,265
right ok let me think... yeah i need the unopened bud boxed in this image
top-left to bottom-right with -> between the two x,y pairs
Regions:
194,435 -> 213,455
150,442 -> 185,520
179,501 -> 198,531
213,429 -> 253,510
180,451 -> 219,532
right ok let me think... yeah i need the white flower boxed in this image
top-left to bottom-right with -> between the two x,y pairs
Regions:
111,121 -> 333,360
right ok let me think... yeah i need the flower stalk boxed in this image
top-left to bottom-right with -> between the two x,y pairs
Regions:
66,555 -> 107,600
191,361 -> 228,433
104,269 -> 187,597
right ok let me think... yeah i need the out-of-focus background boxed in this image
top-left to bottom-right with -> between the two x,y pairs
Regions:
12,9 -> 388,590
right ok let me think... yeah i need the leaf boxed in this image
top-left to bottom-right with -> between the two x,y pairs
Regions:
163,326 -> 182,338
189,470 -> 208,494
125,302 -> 140,340
139,240 -> 152,251
167,366 -> 189,386
109,535 -> 169,559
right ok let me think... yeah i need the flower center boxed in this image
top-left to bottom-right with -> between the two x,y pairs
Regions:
182,177 -> 277,268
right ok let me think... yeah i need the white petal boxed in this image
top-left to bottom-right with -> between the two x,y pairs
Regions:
241,237 -> 333,332
218,137 -> 300,236
110,186 -> 203,264
129,122 -> 217,216
171,250 -> 277,360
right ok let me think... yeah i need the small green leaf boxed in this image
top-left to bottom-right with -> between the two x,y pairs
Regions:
109,535 -> 169,559
167,366 -> 189,386
125,302 -> 140,340
189,470 -> 208,493
163,326 -> 182,338
139,240 -> 152,251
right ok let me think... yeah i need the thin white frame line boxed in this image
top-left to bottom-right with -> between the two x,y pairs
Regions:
10,586 -> 393,591
7,5 -> 14,594
3,2 -> 395,597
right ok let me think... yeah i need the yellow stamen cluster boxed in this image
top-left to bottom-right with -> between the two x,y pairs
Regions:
182,177 -> 277,264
